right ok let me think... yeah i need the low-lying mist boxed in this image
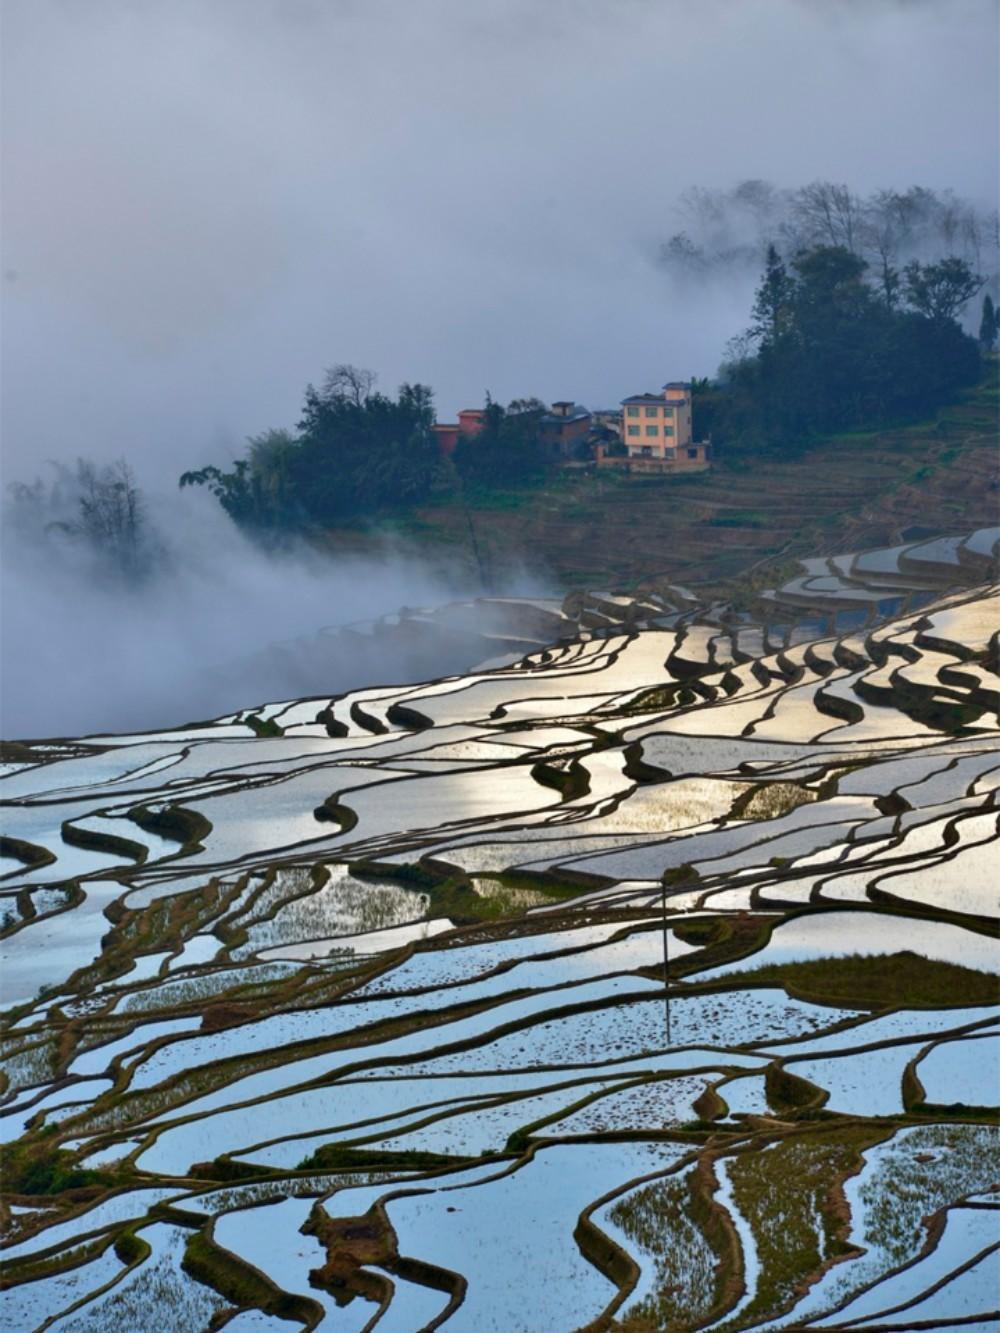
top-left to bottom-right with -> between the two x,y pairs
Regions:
0,475 -> 528,741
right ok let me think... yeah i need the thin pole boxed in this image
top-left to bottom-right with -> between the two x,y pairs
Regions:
661,879 -> 671,1045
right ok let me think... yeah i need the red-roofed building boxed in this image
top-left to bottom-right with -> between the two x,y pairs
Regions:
433,408 -> 487,457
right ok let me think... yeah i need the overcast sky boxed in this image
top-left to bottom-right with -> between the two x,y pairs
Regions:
2,0 -> 998,482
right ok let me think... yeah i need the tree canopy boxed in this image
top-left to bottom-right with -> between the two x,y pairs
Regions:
181,370 -> 444,530
696,246 -> 984,453
179,369 -> 553,533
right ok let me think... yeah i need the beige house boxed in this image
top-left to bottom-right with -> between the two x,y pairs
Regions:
618,381 -> 711,468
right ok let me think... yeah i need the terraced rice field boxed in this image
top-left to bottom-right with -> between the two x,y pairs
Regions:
1,528 -> 998,1331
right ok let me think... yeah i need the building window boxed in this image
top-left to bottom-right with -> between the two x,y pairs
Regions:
641,446 -> 652,457
688,448 -> 698,458
644,406 -> 658,417
663,406 -> 674,417
626,406 -> 639,417
627,425 -> 640,437
645,425 -> 658,437
664,426 -> 674,436
665,447 -> 676,459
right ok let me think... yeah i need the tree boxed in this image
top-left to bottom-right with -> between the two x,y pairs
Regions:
903,257 -> 986,324
245,428 -> 300,525
318,363 -> 377,407
707,243 -> 983,456
659,231 -> 707,275
791,181 -> 863,253
453,395 -> 546,488
731,178 -> 781,240
10,458 -> 151,579
76,459 -> 145,574
749,245 -> 794,346
979,294 -> 998,350
180,460 -> 264,527
860,189 -> 911,308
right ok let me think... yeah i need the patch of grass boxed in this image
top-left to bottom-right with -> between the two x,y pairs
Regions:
246,714 -> 284,738
722,951 -> 999,1010
718,1126 -> 888,1329
672,918 -> 725,947
1,1143 -> 123,1196
609,1169 -> 722,1331
183,1232 -> 319,1324
765,1062 -> 827,1114
295,1144 -> 462,1171
707,510 -> 768,529
732,782 -> 817,821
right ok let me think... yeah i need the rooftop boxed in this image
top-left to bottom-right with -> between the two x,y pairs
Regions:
540,408 -> 591,424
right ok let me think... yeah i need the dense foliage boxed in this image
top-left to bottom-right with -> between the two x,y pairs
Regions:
694,245 -> 985,454
452,396 -> 547,486
180,368 -> 550,532
180,373 -> 442,529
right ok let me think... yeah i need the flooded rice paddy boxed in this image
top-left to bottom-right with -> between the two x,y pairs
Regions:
1,528 -> 997,1329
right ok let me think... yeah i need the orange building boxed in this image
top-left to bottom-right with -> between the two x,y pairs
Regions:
433,408 -> 487,457
610,381 -> 712,471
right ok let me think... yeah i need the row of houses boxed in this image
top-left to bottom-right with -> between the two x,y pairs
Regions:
432,381 -> 713,473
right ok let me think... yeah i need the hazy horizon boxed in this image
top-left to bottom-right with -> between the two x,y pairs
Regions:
2,0 -> 997,484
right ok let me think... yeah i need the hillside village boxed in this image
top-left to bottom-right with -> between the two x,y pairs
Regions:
433,379 -> 714,473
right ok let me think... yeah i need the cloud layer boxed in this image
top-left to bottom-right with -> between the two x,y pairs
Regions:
3,0 -> 997,478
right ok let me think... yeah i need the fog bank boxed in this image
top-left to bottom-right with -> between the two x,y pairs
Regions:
0,483 -> 516,739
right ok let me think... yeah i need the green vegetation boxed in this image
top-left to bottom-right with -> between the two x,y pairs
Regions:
180,372 -> 441,528
245,713 -> 284,738
113,1230 -> 151,1265
608,1170 -> 722,1331
350,858 -> 581,924
719,1127 -> 887,1329
1,1141 -> 123,1196
179,369 -> 553,534
183,1231 -> 318,1324
732,782 -> 817,821
724,951 -> 1000,1010
452,396 -> 549,487
672,918 -> 724,947
127,803 -> 211,856
378,364 -> 998,596
855,1124 -> 999,1269
295,1144 -> 463,1171
0,834 -> 56,873
764,1063 -> 827,1115
697,247 -> 984,457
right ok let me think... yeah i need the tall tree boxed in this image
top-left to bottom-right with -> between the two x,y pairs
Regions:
749,244 -> 794,345
903,257 -> 986,324
75,459 -> 146,576
979,294 -> 998,350
791,181 -> 863,253
318,363 -> 377,407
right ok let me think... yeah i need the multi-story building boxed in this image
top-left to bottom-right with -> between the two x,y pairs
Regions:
432,408 -> 488,457
614,381 -> 711,470
538,401 -> 592,459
